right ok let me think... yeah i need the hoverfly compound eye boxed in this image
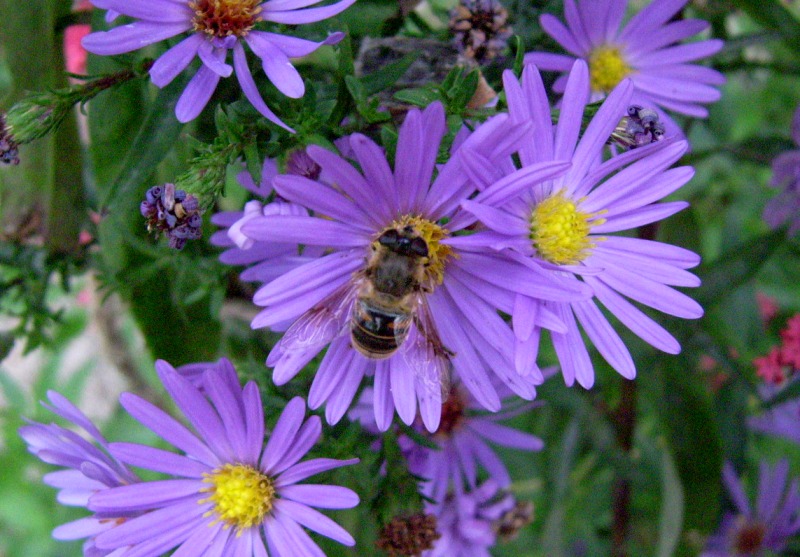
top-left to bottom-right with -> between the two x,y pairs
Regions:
410,237 -> 429,257
379,229 -> 400,247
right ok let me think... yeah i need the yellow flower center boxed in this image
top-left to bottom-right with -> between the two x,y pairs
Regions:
190,0 -> 262,38
385,215 -> 453,286
200,464 -> 274,532
529,191 -> 604,265
589,45 -> 631,94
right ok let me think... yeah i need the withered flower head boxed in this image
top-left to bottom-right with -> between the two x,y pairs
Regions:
449,0 -> 512,64
376,513 -> 440,556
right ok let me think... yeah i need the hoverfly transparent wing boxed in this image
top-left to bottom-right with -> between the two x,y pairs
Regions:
400,294 -> 453,431
280,278 -> 360,351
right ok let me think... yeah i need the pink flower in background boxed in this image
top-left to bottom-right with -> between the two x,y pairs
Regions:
64,0 -> 93,75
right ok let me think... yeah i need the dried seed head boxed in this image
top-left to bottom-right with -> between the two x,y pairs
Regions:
449,0 -> 512,64
493,500 -> 534,541
375,513 -> 440,556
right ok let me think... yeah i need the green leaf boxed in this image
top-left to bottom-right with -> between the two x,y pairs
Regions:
730,0 -> 800,55
694,227 -> 787,307
100,80 -> 187,209
360,52 -> 416,96
656,358 -> 722,545
512,35 -> 526,78
655,445 -> 684,557
762,377 -> 800,409
540,416 -> 581,557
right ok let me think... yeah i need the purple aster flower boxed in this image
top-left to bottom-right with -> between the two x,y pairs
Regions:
702,460 -> 800,556
211,157 -> 324,290
238,101 -> 591,432
459,61 -> 703,388
18,391 -> 140,556
765,103 -> 800,235
81,0 -> 357,130
526,0 -> 725,134
88,358 -> 360,556
424,479 -> 526,557
351,377 -> 545,505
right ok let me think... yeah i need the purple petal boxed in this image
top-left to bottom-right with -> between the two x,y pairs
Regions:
272,416 -> 322,475
390,352 -> 418,425
372,361 -> 395,431
273,175 -> 374,228
586,275 -> 681,354
157,365 -> 234,462
262,397 -> 306,474
635,40 -> 724,67
349,133 -> 397,210
278,484 -> 359,509
252,30 -> 344,58
243,382 -> 266,464
109,442 -> 209,478
723,462 -> 752,515
89,480 -> 202,513
119,393 -> 219,467
276,458 -> 360,487
174,64 -> 220,123
197,40 -> 233,77
233,42 -> 294,132
275,499 -> 356,545
81,21 -> 190,55
306,145 -> 391,223
539,13 -> 583,55
245,35 -> 305,97
470,419 -> 544,451
263,0 -> 357,24
242,215 -> 367,247
93,499 -> 206,551
573,299 -> 635,379
91,0 -> 191,21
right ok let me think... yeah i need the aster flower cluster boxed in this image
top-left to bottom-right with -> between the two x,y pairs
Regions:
7,0 -> 748,555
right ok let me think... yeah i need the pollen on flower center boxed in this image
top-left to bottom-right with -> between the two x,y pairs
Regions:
383,215 -> 454,286
190,0 -> 262,38
200,463 -> 274,531
529,190 -> 604,265
589,45 -> 631,93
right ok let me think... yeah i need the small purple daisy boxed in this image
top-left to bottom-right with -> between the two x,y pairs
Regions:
526,0 -> 724,134
211,157 -> 325,289
765,103 -> 800,235
82,0 -> 357,129
702,460 -> 800,557
238,101 -> 591,432
19,391 -> 140,556
88,358 -> 360,556
351,378 -> 544,505
460,61 -> 703,387
424,479 -> 529,557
